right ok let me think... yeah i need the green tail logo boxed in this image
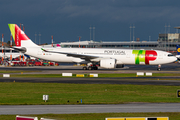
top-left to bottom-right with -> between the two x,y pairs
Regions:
132,50 -> 157,65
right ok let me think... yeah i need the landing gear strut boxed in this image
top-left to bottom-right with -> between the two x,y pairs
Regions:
83,65 -> 98,70
157,64 -> 161,71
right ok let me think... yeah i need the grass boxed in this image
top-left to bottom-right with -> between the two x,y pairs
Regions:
1,73 -> 180,78
0,83 -> 180,105
0,112 -> 179,120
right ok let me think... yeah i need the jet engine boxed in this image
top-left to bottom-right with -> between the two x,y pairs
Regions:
100,59 -> 124,69
100,59 -> 116,69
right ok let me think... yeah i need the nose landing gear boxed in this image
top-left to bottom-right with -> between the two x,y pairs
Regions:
157,64 -> 161,71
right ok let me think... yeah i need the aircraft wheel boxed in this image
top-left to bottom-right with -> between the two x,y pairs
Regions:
157,64 -> 161,71
157,68 -> 161,71
83,67 -> 87,70
88,66 -> 93,70
93,66 -> 98,70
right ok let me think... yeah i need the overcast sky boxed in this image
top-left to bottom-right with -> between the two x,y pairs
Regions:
0,0 -> 180,44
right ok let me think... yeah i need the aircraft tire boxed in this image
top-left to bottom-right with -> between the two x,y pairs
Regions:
93,66 -> 98,70
157,68 -> 161,71
83,67 -> 87,70
88,66 -> 93,70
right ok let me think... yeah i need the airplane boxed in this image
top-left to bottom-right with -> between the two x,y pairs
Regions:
8,24 -> 177,70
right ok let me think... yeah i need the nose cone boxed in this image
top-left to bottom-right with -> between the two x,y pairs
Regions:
172,56 -> 177,63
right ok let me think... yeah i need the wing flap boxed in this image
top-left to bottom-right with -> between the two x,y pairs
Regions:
41,48 -> 101,61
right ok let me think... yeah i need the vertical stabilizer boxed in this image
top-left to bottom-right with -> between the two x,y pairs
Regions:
8,24 -> 38,47
176,45 -> 180,55
56,44 -> 61,47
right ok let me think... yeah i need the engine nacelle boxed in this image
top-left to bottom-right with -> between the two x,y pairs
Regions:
100,59 -> 116,69
116,64 -> 124,68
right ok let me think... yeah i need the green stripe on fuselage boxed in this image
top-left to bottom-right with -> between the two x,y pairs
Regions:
132,50 -> 145,64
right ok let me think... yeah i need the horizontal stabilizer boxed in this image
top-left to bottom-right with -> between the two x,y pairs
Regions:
12,47 -> 27,53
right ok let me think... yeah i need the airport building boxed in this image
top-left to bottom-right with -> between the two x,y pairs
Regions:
59,26 -> 180,54
60,33 -> 180,55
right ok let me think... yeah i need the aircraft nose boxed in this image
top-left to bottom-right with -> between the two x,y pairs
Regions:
173,56 -> 177,62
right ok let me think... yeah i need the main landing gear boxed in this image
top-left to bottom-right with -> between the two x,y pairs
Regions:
83,65 -> 98,70
157,64 -> 161,71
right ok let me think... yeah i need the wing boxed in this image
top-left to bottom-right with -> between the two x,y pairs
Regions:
41,48 -> 101,61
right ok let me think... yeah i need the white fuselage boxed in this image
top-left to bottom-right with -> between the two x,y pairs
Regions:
8,24 -> 177,69
25,46 -> 177,65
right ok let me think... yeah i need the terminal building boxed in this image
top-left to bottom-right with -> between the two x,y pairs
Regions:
60,32 -> 180,55
59,26 -> 180,54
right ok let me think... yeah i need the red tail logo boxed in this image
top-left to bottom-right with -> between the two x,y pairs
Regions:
15,24 -> 29,47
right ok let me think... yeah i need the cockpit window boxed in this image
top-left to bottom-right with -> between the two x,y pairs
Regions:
168,54 -> 174,57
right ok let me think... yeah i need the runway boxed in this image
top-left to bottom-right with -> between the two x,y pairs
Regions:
1,103 -> 180,115
0,63 -> 180,115
1,77 -> 180,86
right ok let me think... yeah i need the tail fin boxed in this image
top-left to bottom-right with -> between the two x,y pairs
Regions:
176,45 -> 180,55
56,44 -> 61,47
8,24 -> 38,47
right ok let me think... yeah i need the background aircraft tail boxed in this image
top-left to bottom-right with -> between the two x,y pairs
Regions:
176,45 -> 180,60
177,45 -> 180,55
8,24 -> 38,47
56,44 -> 61,47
